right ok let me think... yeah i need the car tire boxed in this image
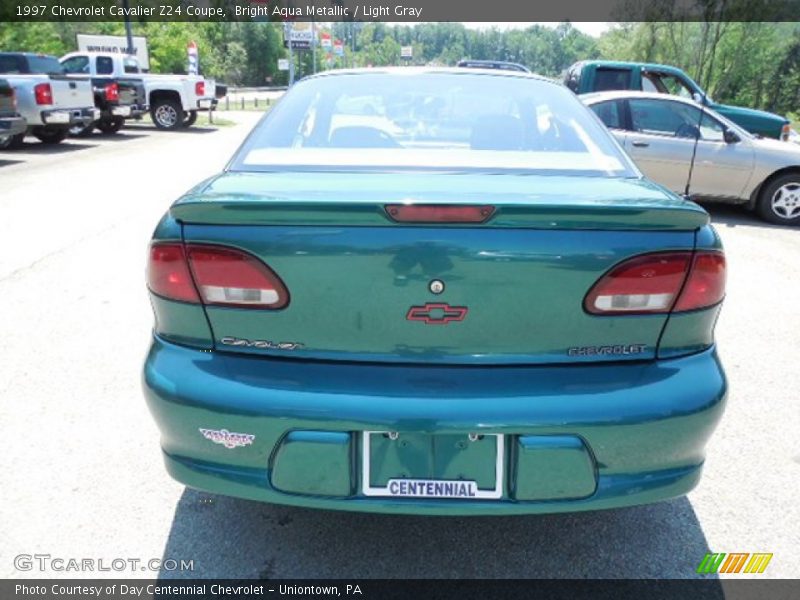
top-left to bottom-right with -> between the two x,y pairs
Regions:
182,110 -> 198,128
0,133 -> 25,150
97,117 -> 125,135
151,99 -> 184,130
69,122 -> 95,137
757,173 -> 800,226
34,128 -> 68,145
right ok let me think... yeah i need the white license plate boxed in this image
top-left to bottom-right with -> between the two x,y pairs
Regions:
47,112 -> 70,124
383,478 -> 480,498
112,106 -> 131,117
198,98 -> 212,108
361,432 -> 504,500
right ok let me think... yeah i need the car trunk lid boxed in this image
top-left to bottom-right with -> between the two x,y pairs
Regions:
173,171 -> 706,365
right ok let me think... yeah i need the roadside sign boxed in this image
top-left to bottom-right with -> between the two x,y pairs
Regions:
77,33 -> 149,70
187,41 -> 198,75
334,39 -> 344,57
278,58 -> 290,71
401,46 -> 413,59
320,31 -> 332,49
283,22 -> 313,50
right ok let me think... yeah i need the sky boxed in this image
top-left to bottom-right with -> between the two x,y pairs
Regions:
464,22 -> 612,37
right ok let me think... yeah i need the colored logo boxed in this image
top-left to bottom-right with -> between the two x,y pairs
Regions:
199,428 -> 255,449
696,552 -> 773,574
406,303 -> 468,325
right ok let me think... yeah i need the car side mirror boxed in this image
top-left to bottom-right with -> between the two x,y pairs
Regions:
723,128 -> 740,144
692,92 -> 706,105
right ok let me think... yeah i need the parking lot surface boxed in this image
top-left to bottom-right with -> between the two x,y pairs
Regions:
1,114 -> 798,579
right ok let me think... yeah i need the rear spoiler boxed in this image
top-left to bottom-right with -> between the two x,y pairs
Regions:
171,195 -> 709,231
170,172 -> 710,231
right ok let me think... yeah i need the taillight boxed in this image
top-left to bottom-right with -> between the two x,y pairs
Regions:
10,88 -> 17,110
584,251 -> 725,315
781,123 -> 791,141
147,244 -> 200,303
195,81 -> 205,97
187,245 -> 289,309
147,242 -> 288,309
104,82 -> 119,102
34,83 -> 52,105
385,204 -> 495,223
673,252 -> 726,312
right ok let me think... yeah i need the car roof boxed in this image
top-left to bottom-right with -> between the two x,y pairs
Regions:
456,59 -> 531,73
304,66 -> 555,85
0,52 -> 56,58
575,60 -> 688,74
581,90 -> 699,105
62,51 -> 133,58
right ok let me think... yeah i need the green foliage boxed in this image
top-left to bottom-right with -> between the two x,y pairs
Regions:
0,21 -> 288,85
1,20 -> 798,115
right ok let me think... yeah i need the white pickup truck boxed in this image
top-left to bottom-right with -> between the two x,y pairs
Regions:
60,51 -> 217,130
0,52 -> 98,148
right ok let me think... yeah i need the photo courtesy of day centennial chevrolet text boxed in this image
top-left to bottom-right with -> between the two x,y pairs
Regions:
143,68 -> 727,515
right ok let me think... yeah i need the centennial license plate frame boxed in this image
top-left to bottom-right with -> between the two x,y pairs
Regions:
362,431 -> 504,499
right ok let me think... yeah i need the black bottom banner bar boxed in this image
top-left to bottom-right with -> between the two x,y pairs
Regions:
4,580 -> 800,600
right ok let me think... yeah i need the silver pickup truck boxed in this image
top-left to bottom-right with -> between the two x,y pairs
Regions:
60,52 -> 217,130
0,52 -> 98,148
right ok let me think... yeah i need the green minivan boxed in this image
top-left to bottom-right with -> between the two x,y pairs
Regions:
565,60 -> 791,141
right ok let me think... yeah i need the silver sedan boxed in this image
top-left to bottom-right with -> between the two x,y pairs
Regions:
583,91 -> 800,225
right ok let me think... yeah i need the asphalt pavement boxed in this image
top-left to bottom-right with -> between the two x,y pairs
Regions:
1,114 -> 798,580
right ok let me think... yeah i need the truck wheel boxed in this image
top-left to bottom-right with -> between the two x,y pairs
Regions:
151,99 -> 184,130
34,128 -> 68,145
0,133 -> 25,150
182,110 -> 198,128
757,173 -> 800,226
69,122 -> 95,138
97,117 -> 125,135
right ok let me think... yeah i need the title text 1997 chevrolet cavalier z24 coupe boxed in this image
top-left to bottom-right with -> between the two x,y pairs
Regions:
143,68 -> 727,515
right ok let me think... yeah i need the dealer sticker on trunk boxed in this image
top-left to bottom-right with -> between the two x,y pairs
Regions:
386,479 -> 479,498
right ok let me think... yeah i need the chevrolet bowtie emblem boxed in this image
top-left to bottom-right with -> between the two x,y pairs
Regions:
406,303 -> 468,325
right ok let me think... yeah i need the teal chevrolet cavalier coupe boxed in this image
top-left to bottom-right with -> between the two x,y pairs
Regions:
143,68 -> 727,515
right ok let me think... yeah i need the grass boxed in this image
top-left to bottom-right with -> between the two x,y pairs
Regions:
196,113 -> 235,127
216,98 -> 276,112
133,113 -> 236,128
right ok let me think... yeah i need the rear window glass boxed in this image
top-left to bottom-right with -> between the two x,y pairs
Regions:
96,56 -> 114,75
123,58 -> 140,74
61,56 -> 89,74
590,100 -> 624,129
564,64 -> 581,92
593,68 -> 631,92
25,56 -> 64,75
0,55 -> 23,73
234,71 -> 634,176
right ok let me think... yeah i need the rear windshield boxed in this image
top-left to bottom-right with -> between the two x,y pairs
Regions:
123,58 -> 140,74
0,55 -> 23,73
25,56 -> 65,75
232,71 -> 636,176
593,68 -> 632,92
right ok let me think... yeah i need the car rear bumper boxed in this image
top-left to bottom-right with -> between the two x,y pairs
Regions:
40,107 -> 100,126
101,104 -> 147,119
196,98 -> 217,111
143,336 -> 727,515
0,115 -> 26,137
